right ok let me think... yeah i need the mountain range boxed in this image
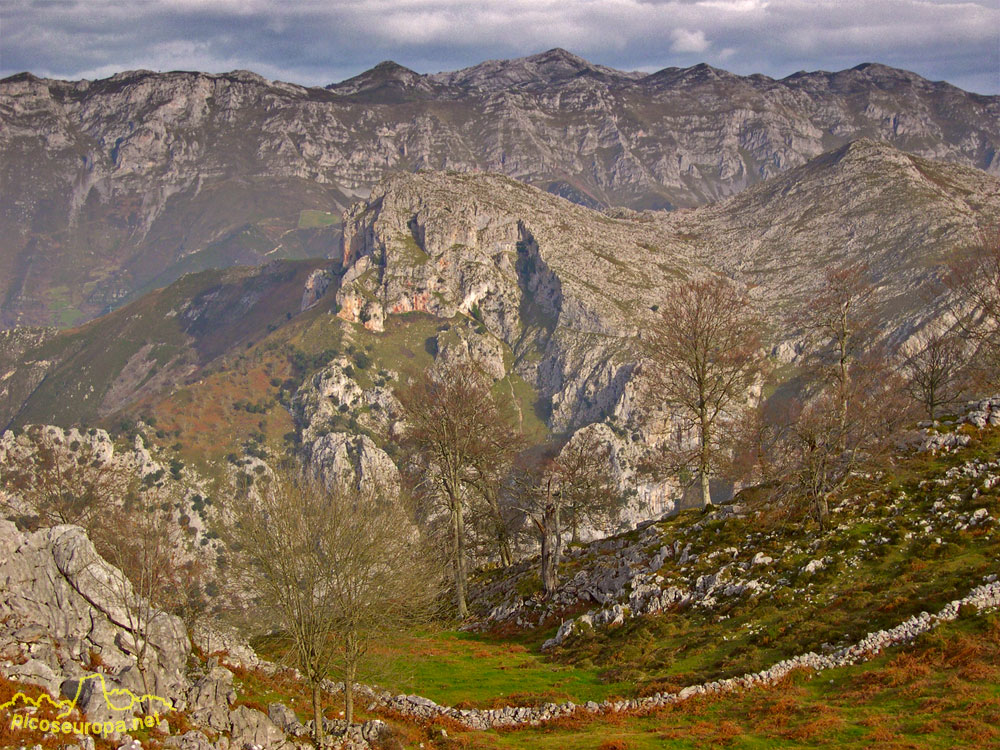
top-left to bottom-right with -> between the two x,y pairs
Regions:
2,139 -> 996,490
2,48 -> 998,328
2,49 -> 1000,749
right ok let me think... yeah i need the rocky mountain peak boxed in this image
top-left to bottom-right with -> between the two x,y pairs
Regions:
329,59 -> 425,94
524,47 -> 595,72
0,71 -> 41,84
427,47 -> 643,92
642,61 -> 743,88
851,61 -> 917,78
2,50 -> 998,327
831,136 -> 908,162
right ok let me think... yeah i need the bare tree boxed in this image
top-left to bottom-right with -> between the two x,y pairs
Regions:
640,276 -> 766,508
944,224 -> 1000,388
732,261 -> 881,525
226,466 -> 438,742
396,361 -> 519,616
515,430 -> 621,595
465,425 -> 525,568
903,332 -> 969,419
803,262 -> 875,449
89,482 -> 186,709
0,426 -> 127,531
742,351 -> 912,532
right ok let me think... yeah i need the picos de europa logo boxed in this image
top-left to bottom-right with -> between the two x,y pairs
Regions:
3,671 -> 174,739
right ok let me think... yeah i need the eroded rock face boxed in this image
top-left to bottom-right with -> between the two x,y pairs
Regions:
433,320 -> 508,382
332,145 -> 999,512
0,520 -> 375,748
188,666 -> 236,732
0,522 -> 190,713
307,431 -> 400,498
295,357 -> 402,445
340,147 -> 1000,423
336,171 -> 685,434
228,705 -> 295,750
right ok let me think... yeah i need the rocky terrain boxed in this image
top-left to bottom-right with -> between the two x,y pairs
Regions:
325,141 -> 998,509
336,140 -> 999,431
0,520 -> 394,750
473,398 -> 1000,645
1,400 -> 997,748
1,141 -> 996,519
2,49 -> 998,326
2,63 -> 1000,744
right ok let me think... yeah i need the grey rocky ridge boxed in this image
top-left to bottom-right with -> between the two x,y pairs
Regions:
1,49 -> 998,327
330,140 -> 999,513
1,138 -> 998,521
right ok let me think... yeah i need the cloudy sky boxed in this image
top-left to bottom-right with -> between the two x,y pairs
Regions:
2,0 -> 998,94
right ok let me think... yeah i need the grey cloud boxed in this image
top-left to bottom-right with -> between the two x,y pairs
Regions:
0,0 -> 996,93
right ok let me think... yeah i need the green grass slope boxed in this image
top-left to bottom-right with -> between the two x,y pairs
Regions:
3,259 -> 332,430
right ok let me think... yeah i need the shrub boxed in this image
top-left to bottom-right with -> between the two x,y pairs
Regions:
516,574 -> 543,598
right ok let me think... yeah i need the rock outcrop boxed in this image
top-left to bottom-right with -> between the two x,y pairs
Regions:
0,523 -> 189,719
332,145 -> 999,507
0,521 -> 376,749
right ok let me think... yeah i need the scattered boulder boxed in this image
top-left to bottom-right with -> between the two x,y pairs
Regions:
188,666 -> 237,731
228,705 -> 295,750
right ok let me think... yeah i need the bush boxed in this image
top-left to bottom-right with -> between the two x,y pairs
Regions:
516,573 -> 543,598
169,458 -> 184,480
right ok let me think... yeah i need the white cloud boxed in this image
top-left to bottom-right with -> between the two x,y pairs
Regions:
697,0 -> 769,12
671,28 -> 711,53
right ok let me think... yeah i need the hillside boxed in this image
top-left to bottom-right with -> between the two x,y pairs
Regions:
0,259 -> 334,431
2,141 -> 996,488
3,402 -> 996,750
334,140 -> 999,439
294,402 -> 1000,748
1,49 -> 998,326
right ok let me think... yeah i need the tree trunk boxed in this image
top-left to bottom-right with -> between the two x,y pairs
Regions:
699,410 -> 712,508
541,529 -> 556,595
486,493 -> 513,567
344,631 -> 357,727
494,506 -> 513,568
814,493 -> 830,532
344,680 -> 354,727
312,682 -> 325,747
553,503 -> 562,581
452,500 -> 468,617
837,311 -> 850,453
540,504 -> 561,595
498,533 -> 513,568
699,468 -> 712,509
134,628 -> 151,714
